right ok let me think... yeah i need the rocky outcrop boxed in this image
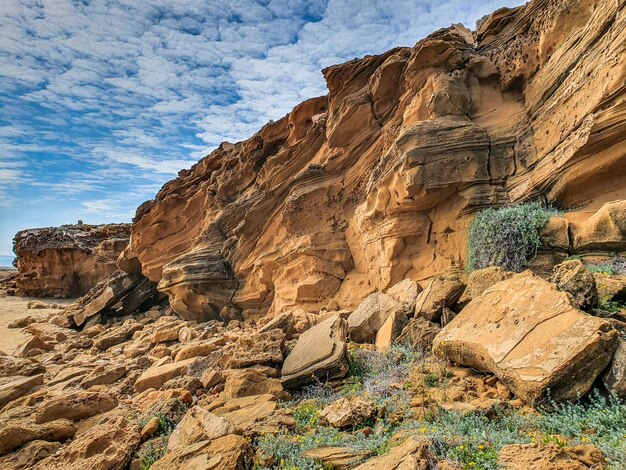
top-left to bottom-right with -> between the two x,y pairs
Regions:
433,271 -> 619,405
115,0 -> 625,321
13,224 -> 130,298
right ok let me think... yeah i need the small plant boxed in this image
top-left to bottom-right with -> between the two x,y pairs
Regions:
293,401 -> 323,429
446,442 -> 499,469
423,373 -> 440,388
138,436 -> 168,470
467,202 -> 559,272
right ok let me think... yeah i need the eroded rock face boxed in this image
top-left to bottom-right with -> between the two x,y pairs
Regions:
13,224 -> 130,297
433,272 -> 619,405
117,0 -> 626,320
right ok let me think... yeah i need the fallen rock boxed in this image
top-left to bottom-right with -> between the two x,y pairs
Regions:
14,337 -> 54,358
396,317 -> 441,350
81,363 -> 127,388
303,447 -> 370,469
33,391 -> 118,423
0,357 -> 44,378
174,339 -> 222,362
222,369 -> 284,399
167,406 -> 237,452
135,358 -> 197,393
0,439 -> 62,469
602,338 -> 626,396
386,279 -> 423,313
93,320 -> 143,350
434,271 -> 619,404
151,434 -> 252,470
459,266 -> 513,303
353,438 -> 432,469
497,442 -> 604,469
374,310 -> 408,350
0,418 -> 76,456
220,329 -> 285,369
281,315 -> 348,388
257,312 -> 296,339
319,396 -> 377,428
551,260 -> 598,310
573,200 -> 626,252
0,374 -> 44,409
206,394 -> 282,434
31,414 -> 140,470
140,416 -> 160,442
415,272 -> 465,322
347,292 -> 404,343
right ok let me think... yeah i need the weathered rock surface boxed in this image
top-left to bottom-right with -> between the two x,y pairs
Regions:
603,338 -> 626,396
414,272 -> 465,322
497,443 -> 604,469
303,447 -> 370,469
167,406 -> 237,452
13,223 -> 130,297
282,316 -> 348,388
551,260 -> 598,310
434,272 -> 619,404
113,0 -> 626,320
353,438 -> 432,469
319,396 -> 377,428
396,317 -> 441,350
348,292 -> 404,343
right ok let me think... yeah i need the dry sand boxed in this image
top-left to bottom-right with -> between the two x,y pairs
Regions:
0,295 -> 73,355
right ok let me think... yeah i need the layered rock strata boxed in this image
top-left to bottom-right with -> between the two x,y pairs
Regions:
116,0 -> 625,321
13,224 -> 130,297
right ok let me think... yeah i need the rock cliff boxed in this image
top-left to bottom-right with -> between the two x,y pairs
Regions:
119,0 -> 625,322
13,224 -> 131,297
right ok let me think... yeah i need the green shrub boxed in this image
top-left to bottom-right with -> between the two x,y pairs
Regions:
467,202 -> 559,273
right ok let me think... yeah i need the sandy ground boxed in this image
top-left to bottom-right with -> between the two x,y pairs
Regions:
0,296 -> 73,355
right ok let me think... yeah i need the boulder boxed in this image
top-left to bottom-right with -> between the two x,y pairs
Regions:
396,317 -> 441,350
386,279 -> 423,313
0,418 -> 76,456
219,330 -> 285,369
167,406 -> 237,452
459,266 -> 513,303
0,357 -> 44,378
374,310 -> 408,350
573,200 -> 626,252
14,337 -> 54,358
415,272 -> 465,322
497,443 -> 604,469
0,439 -> 62,469
257,312 -> 296,339
134,358 -> 197,393
319,396 -> 377,428
33,391 -> 118,423
281,315 -> 349,388
31,415 -> 140,470
0,374 -> 43,409
303,447 -> 370,470
206,394 -> 280,433
80,363 -> 127,388
93,320 -> 143,350
551,260 -> 598,310
174,339 -> 223,362
222,369 -> 284,399
602,338 -> 626,396
353,438 -> 432,469
151,434 -> 252,470
433,271 -> 619,404
347,293 -> 404,343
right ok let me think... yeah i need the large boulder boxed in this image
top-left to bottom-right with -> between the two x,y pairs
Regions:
386,279 -> 423,313
0,374 -> 43,409
0,418 -> 76,456
396,317 -> 441,350
433,271 -> 619,405
353,438 -> 432,469
602,338 -> 626,396
151,434 -> 252,470
415,272 -> 465,322
33,391 -> 118,423
167,406 -> 237,452
573,200 -> 626,252
347,293 -> 404,343
497,443 -> 604,469
281,316 -> 348,388
31,415 -> 140,470
550,260 -> 598,310
459,266 -> 513,303
134,358 -> 197,393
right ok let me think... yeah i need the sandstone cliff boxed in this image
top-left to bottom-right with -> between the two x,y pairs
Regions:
117,0 -> 625,323
13,224 -> 131,297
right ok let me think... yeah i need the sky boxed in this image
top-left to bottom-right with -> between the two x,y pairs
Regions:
0,0 -> 521,257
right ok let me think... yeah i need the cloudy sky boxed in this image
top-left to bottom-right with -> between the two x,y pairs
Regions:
0,0 -> 520,258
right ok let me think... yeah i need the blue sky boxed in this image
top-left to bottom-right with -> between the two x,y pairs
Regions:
0,0 -> 520,257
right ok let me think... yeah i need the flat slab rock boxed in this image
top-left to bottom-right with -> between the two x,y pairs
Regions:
433,271 -> 619,405
281,315 -> 348,388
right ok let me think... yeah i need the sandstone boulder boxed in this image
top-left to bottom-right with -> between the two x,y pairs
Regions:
303,447 -> 370,470
551,260 -> 598,310
282,316 -> 348,388
0,374 -> 43,409
347,293 -> 404,343
319,396 -> 377,428
167,406 -> 237,452
0,357 -> 44,378
135,358 -> 197,393
353,438 -> 432,469
602,338 -> 626,396
386,279 -> 423,313
415,273 -> 465,322
31,415 -> 140,470
0,418 -> 76,456
573,201 -> 626,252
374,310 -> 408,350
0,439 -> 62,469
93,320 -> 143,350
396,317 -> 441,350
222,369 -> 284,399
33,391 -> 118,423
434,271 -> 619,404
459,266 -> 513,303
151,434 -> 252,470
497,443 -> 604,469
219,329 -> 285,369
257,312 -> 296,339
